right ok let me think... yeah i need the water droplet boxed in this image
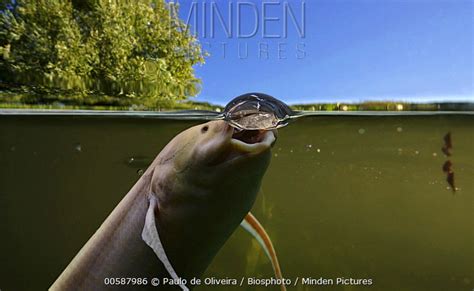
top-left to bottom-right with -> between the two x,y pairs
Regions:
358,128 -> 365,134
317,148 -> 321,153
397,127 -> 403,132
137,169 -> 144,176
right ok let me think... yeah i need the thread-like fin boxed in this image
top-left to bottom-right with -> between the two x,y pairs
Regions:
241,212 -> 286,291
142,194 -> 189,291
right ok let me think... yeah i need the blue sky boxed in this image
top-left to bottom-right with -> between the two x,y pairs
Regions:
177,0 -> 473,105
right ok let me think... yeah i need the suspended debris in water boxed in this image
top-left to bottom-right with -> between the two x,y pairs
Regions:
442,132 -> 452,156
222,93 -> 294,130
125,156 -> 152,168
74,143 -> 82,152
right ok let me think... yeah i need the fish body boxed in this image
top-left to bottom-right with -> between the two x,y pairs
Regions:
51,120 -> 277,290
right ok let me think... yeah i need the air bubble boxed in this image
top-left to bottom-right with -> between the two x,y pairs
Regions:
223,93 -> 294,130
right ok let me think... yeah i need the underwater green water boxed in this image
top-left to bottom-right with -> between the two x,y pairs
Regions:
0,113 -> 473,291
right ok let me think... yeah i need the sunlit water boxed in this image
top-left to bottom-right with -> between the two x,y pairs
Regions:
0,112 -> 473,291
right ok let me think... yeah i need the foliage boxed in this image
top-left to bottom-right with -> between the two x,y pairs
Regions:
0,0 -> 204,107
0,90 -> 222,111
291,102 -> 457,111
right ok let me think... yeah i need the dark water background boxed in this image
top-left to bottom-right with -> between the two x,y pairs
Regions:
0,113 -> 473,291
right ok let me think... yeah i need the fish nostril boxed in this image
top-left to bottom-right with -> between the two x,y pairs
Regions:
201,125 -> 209,133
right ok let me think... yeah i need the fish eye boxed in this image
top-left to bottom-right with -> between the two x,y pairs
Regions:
201,125 -> 209,133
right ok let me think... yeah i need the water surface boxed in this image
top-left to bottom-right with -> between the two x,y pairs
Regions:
0,112 -> 472,291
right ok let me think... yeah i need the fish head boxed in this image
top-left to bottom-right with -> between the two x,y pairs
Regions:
154,120 -> 277,202
190,121 -> 276,178
193,120 -> 276,167
171,120 -> 277,174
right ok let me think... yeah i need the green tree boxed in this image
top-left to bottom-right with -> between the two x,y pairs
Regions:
0,0 -> 204,107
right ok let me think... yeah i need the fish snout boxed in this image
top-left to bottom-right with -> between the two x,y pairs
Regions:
205,120 -> 234,138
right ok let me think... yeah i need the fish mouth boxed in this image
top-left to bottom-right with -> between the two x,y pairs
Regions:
219,128 -> 275,165
230,129 -> 276,154
205,123 -> 277,166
